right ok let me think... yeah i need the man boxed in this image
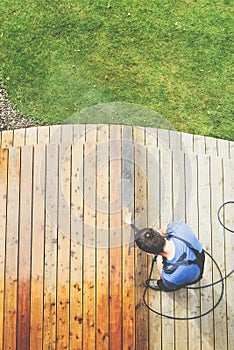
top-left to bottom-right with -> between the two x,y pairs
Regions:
125,211 -> 205,291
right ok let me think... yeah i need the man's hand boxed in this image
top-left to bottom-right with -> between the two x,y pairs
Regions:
124,208 -> 132,225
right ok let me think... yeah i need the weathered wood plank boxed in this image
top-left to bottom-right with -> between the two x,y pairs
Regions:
210,156 -> 228,349
96,125 -> 109,349
37,125 -> 50,145
185,152 -> 201,349
169,130 -> 181,151
4,147 -> 20,349
30,144 -> 45,350
217,139 -> 230,159
13,128 -> 26,147
134,127 -> 149,349
172,151 -> 188,347
181,132 -> 194,154
17,146 -> 33,350
0,149 -> 8,348
223,159 -> 234,350
73,124 -> 86,143
145,127 -> 158,147
25,127 -> 38,146
85,124 -> 97,142
49,125 -> 62,144
61,124 -> 73,144
109,125 -> 123,349
57,144 -> 71,349
122,132 -> 135,349
70,142 -> 84,350
197,154 -> 214,349
160,148 -> 175,350
157,129 -> 170,152
43,144 -> 58,349
205,136 -> 217,157
147,146 -> 162,350
193,135 -> 205,154
83,143 -> 96,349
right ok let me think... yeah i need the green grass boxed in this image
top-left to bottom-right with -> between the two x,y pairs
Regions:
1,0 -> 233,140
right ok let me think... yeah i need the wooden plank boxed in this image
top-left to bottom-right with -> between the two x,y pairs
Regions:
223,158 -> 234,350
1,130 -> 13,148
157,129 -> 170,152
61,124 -> 73,143
172,151 -> 188,348
30,144 -> 46,350
49,125 -> 62,144
37,125 -> 50,145
73,124 -> 86,143
17,146 -> 33,350
25,127 -> 38,146
85,124 -> 97,142
96,130 -> 109,349
13,128 -> 26,147
181,132 -> 194,154
230,141 -> 234,159
70,142 -> 84,350
4,147 -> 20,349
147,146 -> 162,350
109,125 -> 123,350
217,139 -> 230,159
57,144 -> 71,349
145,127 -> 158,147
97,124 -> 109,143
185,152 -> 201,349
133,126 -> 145,145
210,156 -> 228,349
193,135 -> 205,154
134,127 -> 149,349
0,149 -> 8,348
160,148 -> 175,350
83,143 -> 96,349
205,136 -> 217,157
43,144 -> 58,349
197,154 -> 214,349
169,130 -> 181,151
122,134 -> 135,349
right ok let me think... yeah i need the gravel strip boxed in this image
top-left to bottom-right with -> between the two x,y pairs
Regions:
0,84 -> 46,131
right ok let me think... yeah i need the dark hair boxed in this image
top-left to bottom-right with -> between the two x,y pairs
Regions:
135,228 -> 165,255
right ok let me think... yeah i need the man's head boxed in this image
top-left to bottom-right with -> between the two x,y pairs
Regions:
135,228 -> 166,255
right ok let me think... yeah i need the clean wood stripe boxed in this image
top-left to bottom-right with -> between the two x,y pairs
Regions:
83,143 -> 96,349
96,125 -> 109,349
122,129 -> 135,349
109,125 -> 123,350
57,144 -> 71,349
70,142 -> 84,350
30,144 -> 46,350
134,127 -> 149,349
3,147 -> 20,350
17,146 -> 33,349
43,144 -> 59,349
0,149 -> 8,349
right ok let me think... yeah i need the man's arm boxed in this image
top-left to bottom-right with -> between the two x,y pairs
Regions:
157,255 -> 163,277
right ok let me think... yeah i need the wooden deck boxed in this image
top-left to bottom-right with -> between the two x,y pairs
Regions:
0,124 -> 233,350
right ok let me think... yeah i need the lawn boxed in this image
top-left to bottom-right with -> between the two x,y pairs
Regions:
0,0 -> 233,140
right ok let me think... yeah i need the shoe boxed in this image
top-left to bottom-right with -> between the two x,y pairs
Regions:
146,279 -> 160,291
